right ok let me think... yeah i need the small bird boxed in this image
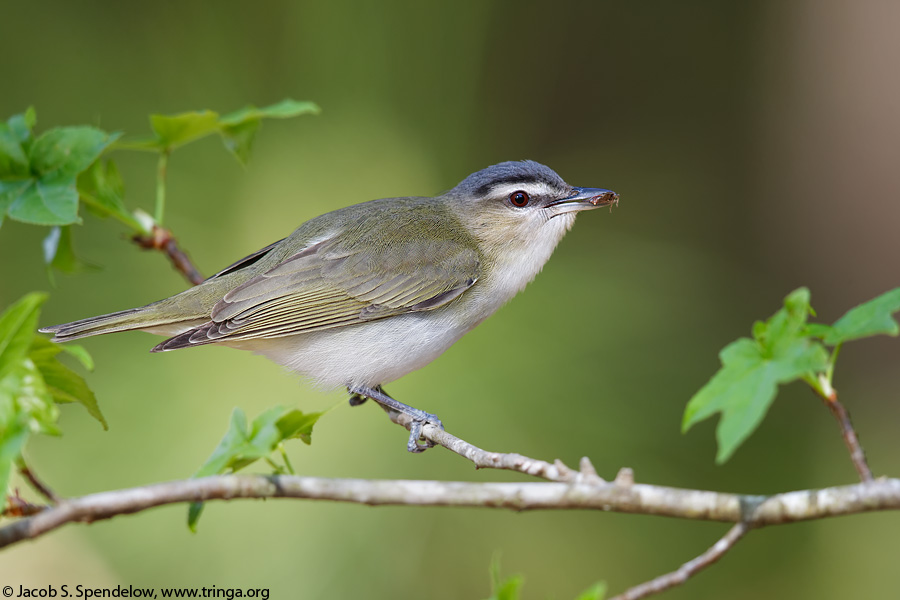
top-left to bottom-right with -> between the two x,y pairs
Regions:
41,161 -> 618,452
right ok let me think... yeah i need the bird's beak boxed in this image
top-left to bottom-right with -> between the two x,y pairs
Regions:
547,187 -> 619,216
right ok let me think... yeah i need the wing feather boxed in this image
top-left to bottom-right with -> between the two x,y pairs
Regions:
157,226 -> 481,350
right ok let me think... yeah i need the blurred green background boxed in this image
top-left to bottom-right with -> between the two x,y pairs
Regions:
2,1 -> 900,598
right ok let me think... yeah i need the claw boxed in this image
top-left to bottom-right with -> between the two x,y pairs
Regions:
349,385 -> 444,453
407,419 -> 438,452
407,421 -> 427,452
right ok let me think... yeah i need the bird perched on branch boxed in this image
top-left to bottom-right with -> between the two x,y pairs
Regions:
42,160 -> 618,452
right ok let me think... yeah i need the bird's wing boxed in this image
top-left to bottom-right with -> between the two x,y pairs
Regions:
153,232 -> 480,350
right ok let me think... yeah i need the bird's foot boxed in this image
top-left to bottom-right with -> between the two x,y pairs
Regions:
348,385 -> 444,453
404,408 -> 444,453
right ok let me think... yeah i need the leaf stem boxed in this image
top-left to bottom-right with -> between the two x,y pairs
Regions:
825,342 -> 842,388
279,444 -> 295,475
154,150 -> 170,226
801,373 -> 828,400
78,191 -> 148,234
263,458 -> 284,474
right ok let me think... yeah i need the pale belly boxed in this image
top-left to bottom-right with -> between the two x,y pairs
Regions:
225,310 -> 472,389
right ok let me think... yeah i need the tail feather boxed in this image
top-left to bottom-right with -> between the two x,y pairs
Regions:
40,305 -> 198,343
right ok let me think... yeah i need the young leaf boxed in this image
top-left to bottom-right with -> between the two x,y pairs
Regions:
803,323 -> 834,340
187,407 -> 270,532
0,125 -> 29,177
29,127 -> 119,179
58,344 -> 94,371
491,576 -> 523,600
486,559 -> 523,600
186,500 -> 205,532
192,405 -> 313,481
219,119 -> 260,165
218,99 -> 321,126
0,359 -> 61,436
150,110 -> 220,149
0,293 -> 48,379
0,180 -> 34,229
0,356 -> 60,510
7,177 -> 80,226
0,108 -> 36,179
7,107 -> 36,143
1,118 -> 118,228
188,405 -> 323,530
218,99 -> 319,164
275,409 -> 323,445
0,422 -> 29,511
683,288 -> 829,463
29,337 -> 106,429
822,287 -> 900,345
76,159 -> 138,226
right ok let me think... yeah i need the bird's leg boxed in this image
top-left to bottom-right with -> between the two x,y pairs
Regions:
348,385 -> 444,453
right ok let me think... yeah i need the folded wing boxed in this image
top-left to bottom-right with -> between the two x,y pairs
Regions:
152,231 -> 480,352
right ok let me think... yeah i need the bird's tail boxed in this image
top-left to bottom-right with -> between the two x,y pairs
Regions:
39,302 -> 197,343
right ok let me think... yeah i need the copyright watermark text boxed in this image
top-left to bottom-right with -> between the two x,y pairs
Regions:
2,585 -> 269,600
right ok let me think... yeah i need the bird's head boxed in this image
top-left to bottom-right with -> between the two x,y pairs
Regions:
445,160 -> 618,262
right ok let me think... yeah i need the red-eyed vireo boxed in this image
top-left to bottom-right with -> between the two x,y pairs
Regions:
41,161 -> 618,452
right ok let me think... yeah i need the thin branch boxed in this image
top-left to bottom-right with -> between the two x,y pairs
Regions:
0,473 -> 898,550
609,523 -> 750,600
133,226 -> 205,285
385,408 -> 604,483
16,458 -> 60,503
822,396 -> 873,482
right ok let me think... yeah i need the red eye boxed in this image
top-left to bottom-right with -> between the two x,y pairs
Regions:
509,191 -> 530,207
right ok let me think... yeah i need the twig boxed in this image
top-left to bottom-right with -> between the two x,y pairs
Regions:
16,458 -> 60,503
808,366 -> 873,482
133,226 -> 205,285
822,395 -> 873,482
385,408 -> 605,483
609,523 -> 750,600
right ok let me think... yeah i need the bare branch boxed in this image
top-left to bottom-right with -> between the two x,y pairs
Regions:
1,473 -> 898,550
822,395 -> 873,482
133,226 -> 204,285
609,522 -> 750,600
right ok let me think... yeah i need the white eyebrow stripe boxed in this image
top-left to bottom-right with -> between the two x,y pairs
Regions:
486,181 -> 556,199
